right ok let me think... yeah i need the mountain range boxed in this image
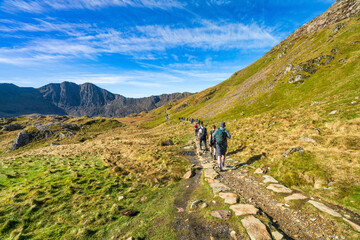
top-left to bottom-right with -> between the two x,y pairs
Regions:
0,82 -> 191,118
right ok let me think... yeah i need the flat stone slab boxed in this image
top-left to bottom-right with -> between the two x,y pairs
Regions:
343,218 -> 360,232
263,175 -> 278,183
241,215 -> 272,240
267,184 -> 292,193
205,178 -> 220,184
284,193 -> 308,201
209,182 -> 231,194
230,204 -> 258,216
204,168 -> 219,179
219,193 -> 238,204
202,163 -> 215,169
211,209 -> 231,220
308,200 -> 342,217
271,231 -> 283,240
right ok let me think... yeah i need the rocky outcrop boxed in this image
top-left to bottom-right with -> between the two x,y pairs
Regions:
9,123 -> 81,150
1,123 -> 24,131
289,0 -> 360,40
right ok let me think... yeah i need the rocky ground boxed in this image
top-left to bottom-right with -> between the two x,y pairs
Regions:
191,136 -> 360,240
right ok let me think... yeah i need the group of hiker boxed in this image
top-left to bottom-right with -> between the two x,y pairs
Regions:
192,120 -> 231,172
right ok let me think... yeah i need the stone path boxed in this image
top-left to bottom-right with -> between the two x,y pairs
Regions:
195,142 -> 274,240
194,136 -> 360,238
308,200 -> 342,218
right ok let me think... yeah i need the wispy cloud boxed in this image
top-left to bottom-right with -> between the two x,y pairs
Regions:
1,0 -> 185,13
0,19 -> 279,65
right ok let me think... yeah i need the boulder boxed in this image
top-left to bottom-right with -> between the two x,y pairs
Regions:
288,74 -> 309,84
120,209 -> 139,217
241,215 -> 271,240
322,55 -> 334,65
190,199 -> 203,209
293,63 -> 317,74
210,210 -> 231,220
329,110 -> 340,115
266,184 -> 292,193
331,49 -> 338,55
183,170 -> 194,179
339,58 -> 347,63
219,193 -> 238,204
282,147 -> 305,157
10,130 -> 31,150
308,200 -> 341,217
209,182 -> 231,194
2,124 -> 24,131
299,136 -> 316,144
263,175 -> 278,184
343,218 -> 360,232
284,193 -> 308,201
230,204 -> 258,216
332,23 -> 344,33
160,139 -> 174,146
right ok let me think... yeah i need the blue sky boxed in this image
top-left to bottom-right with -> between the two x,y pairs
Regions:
0,0 -> 335,97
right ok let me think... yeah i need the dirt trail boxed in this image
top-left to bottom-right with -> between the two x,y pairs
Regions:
173,151 -> 233,240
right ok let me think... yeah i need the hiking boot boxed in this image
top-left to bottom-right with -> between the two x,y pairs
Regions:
213,155 -> 216,160
222,161 -> 225,167
219,165 -> 222,172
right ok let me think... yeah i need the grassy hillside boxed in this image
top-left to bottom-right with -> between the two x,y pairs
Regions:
143,6 -> 360,215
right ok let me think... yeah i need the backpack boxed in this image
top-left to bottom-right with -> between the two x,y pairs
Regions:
215,128 -> 226,144
200,127 -> 207,139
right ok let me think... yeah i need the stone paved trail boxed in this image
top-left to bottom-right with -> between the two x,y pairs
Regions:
173,150 -> 234,239
193,135 -> 360,240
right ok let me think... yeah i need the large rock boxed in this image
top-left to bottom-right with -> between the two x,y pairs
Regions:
183,170 -> 194,179
288,74 -> 309,84
219,193 -> 238,204
284,193 -> 308,201
263,175 -> 278,184
10,130 -> 31,150
241,215 -> 271,240
343,218 -> 360,232
266,184 -> 292,194
2,123 -> 24,131
332,22 -> 344,33
282,147 -> 305,157
204,168 -> 219,179
293,63 -> 317,74
230,204 -> 258,216
299,136 -> 316,144
308,200 -> 341,217
209,182 -> 231,194
211,210 -> 231,220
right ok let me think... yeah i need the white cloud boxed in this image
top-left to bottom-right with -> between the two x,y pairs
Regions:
0,18 -> 279,65
1,0 -> 185,12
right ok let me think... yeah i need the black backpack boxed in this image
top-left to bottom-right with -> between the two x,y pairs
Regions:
200,127 -> 207,139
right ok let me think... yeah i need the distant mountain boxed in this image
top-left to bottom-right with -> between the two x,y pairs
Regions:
0,83 -> 66,118
0,82 -> 191,118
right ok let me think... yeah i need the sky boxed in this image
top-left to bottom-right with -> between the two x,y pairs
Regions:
0,0 -> 335,98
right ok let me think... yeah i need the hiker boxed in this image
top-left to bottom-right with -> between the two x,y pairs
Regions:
194,123 -> 198,136
208,125 -> 217,160
199,123 -> 208,150
212,122 -> 231,171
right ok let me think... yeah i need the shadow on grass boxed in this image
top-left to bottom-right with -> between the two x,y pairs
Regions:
246,152 -> 266,165
227,144 -> 246,155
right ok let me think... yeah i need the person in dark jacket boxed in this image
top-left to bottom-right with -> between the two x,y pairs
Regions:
212,122 -> 231,171
208,125 -> 217,160
198,123 -> 207,150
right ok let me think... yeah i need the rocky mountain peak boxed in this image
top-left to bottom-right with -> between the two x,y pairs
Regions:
290,0 -> 360,40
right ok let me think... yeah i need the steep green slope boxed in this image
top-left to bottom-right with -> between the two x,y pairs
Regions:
143,0 -> 360,216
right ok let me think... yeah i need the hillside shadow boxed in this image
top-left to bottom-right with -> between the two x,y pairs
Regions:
246,152 -> 266,165
227,144 -> 246,155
